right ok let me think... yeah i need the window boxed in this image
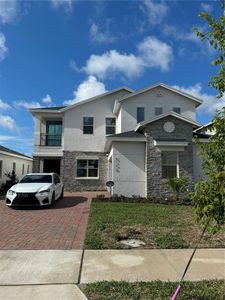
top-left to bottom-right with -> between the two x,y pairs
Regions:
0,160 -> 2,178
162,151 -> 179,178
106,118 -> 116,135
173,107 -> 181,114
13,162 -> 16,172
83,117 -> 94,134
22,164 -> 25,175
77,159 -> 98,178
155,107 -> 163,115
27,165 -> 29,173
137,107 -> 145,123
46,121 -> 62,146
53,174 -> 60,185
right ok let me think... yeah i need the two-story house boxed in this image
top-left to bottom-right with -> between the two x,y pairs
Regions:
29,82 -> 209,197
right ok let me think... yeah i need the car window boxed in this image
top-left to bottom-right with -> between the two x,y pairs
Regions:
20,175 -> 52,183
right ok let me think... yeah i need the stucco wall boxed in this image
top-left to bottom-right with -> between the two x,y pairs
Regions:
0,153 -> 33,185
119,87 -> 197,132
111,142 -> 146,197
193,143 -> 207,181
63,90 -> 130,152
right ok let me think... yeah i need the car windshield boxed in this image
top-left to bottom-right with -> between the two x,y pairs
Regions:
20,175 -> 52,183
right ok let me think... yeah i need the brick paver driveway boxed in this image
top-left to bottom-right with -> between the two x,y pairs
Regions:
0,192 -> 107,250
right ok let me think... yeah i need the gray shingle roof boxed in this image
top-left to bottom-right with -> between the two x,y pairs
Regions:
108,130 -> 145,138
0,145 -> 32,159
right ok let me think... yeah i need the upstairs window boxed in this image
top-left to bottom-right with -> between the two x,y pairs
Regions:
162,151 -> 179,178
83,117 -> 94,134
137,107 -> 145,123
173,107 -> 181,114
77,159 -> 98,178
106,118 -> 116,135
155,107 -> 163,115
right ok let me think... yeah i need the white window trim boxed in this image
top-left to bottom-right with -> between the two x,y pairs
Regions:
76,158 -> 99,180
105,117 -> 116,135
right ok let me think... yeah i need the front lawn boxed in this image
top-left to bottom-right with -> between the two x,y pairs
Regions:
85,202 -> 224,249
81,280 -> 225,300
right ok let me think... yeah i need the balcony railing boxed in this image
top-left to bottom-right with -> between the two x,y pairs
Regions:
40,133 -> 62,146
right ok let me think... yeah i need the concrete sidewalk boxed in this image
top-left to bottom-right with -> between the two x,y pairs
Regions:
0,248 -> 224,299
81,248 -> 225,283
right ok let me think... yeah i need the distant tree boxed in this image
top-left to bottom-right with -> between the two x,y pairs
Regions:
191,1 -> 225,231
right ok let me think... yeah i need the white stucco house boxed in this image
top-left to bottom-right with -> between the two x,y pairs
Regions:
0,145 -> 33,186
29,82 -> 210,197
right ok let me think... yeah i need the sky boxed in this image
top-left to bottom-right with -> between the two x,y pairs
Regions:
0,0 -> 224,156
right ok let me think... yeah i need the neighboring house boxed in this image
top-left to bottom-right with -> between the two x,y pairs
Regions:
194,121 -> 215,136
29,82 -> 210,197
0,145 -> 33,186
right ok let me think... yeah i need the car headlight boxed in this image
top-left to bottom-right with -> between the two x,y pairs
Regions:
8,190 -> 16,195
38,189 -> 50,195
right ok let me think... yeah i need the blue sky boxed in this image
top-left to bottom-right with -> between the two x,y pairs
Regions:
0,0 -> 224,156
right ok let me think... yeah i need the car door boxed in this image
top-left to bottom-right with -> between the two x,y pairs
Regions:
53,174 -> 61,199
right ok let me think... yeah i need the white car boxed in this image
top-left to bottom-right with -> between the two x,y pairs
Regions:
5,173 -> 64,207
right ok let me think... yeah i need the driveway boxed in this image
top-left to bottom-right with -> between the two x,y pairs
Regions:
0,192 -> 105,250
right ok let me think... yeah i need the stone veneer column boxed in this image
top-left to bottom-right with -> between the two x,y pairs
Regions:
145,116 -> 194,198
62,151 -> 108,192
32,156 -> 41,172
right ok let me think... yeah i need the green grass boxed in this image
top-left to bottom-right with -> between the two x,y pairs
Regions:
81,280 -> 225,300
85,202 -> 224,249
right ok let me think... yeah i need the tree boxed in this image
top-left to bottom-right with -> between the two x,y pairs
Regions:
194,0 -> 225,99
191,1 -> 225,231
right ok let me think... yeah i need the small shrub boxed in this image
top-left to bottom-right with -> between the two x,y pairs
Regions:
167,177 -> 188,201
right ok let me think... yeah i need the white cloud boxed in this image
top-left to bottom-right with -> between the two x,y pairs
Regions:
141,0 -> 169,25
0,114 -> 17,130
14,101 -> 42,109
138,36 -> 173,72
0,135 -> 16,142
0,99 -> 11,110
83,36 -> 173,79
42,94 -> 52,104
51,0 -> 74,14
162,25 -> 200,44
89,22 -> 116,44
0,0 -> 18,24
84,50 -> 143,79
200,3 -> 213,12
64,75 -> 107,105
0,32 -> 8,62
172,83 -> 225,115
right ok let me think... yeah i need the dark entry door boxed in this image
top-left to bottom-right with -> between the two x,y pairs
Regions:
43,159 -> 61,175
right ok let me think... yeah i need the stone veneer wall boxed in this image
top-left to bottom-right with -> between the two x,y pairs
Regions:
62,151 -> 108,192
32,156 -> 41,173
145,116 -> 194,198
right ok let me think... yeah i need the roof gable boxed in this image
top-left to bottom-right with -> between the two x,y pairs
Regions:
113,82 -> 203,115
0,145 -> 32,159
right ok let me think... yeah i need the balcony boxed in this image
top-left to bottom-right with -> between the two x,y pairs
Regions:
40,133 -> 62,146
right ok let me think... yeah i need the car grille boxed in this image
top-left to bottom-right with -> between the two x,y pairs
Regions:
13,193 -> 40,206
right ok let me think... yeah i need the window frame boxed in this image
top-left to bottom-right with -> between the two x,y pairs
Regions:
76,159 -> 99,179
155,107 -> 163,116
173,107 -> 181,114
137,107 -> 145,123
22,164 -> 25,175
13,162 -> 16,172
105,117 -> 116,135
161,151 -> 179,179
83,116 -> 94,134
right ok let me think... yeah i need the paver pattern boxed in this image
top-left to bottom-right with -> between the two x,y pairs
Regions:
0,192 -> 107,250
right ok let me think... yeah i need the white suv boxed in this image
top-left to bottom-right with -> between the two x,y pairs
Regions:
5,173 -> 64,207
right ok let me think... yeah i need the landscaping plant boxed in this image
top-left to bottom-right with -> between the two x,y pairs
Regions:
166,177 -> 188,202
